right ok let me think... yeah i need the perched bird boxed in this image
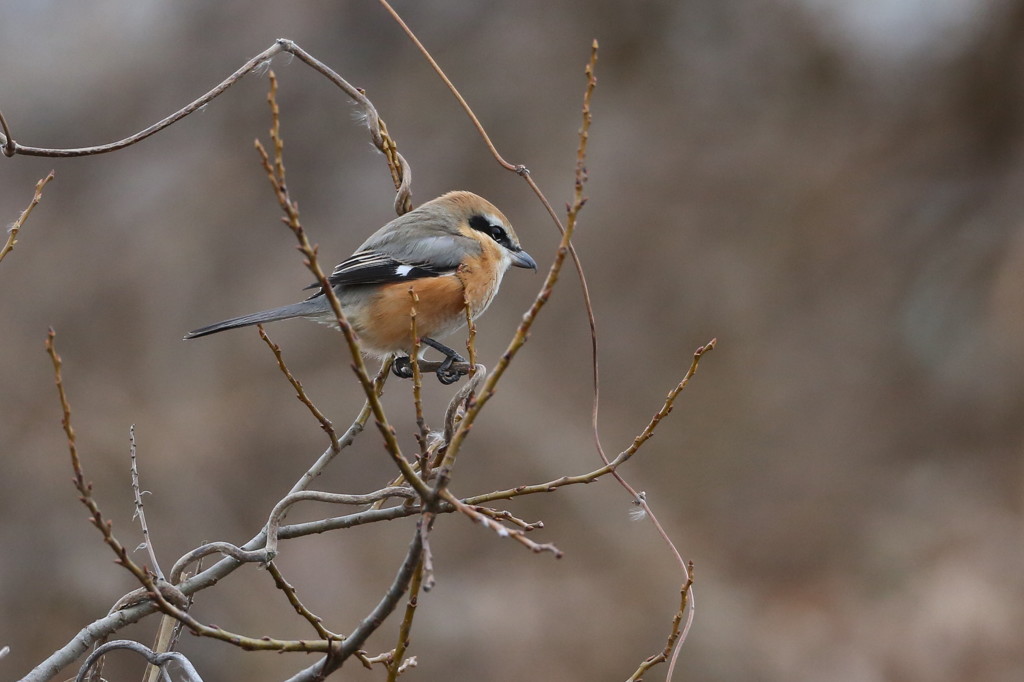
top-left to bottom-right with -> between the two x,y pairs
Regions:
185,191 -> 536,384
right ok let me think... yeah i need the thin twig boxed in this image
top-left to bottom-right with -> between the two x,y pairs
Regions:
45,330 -> 160,590
408,289 -> 429,464
289,359 -> 391,493
129,425 -> 164,581
169,486 -> 415,582
438,490 -> 561,557
562,43 -> 703,671
3,44 -> 286,158
258,325 -> 340,451
284,529 -> 425,682
468,505 -> 543,531
462,271 -> 478,374
0,108 -> 15,156
165,555 -> 201,656
418,517 -> 436,592
266,562 -> 343,642
623,340 -> 715,470
376,0 -> 523,174
76,641 -> 203,682
665,565 -> 696,682
45,331 -> 219,670
626,569 -> 694,682
386,551 -> 425,682
0,39 -> 414,208
464,340 -> 716,507
1,170 -> 53,264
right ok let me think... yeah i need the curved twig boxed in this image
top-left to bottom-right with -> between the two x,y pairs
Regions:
169,487 -> 415,583
376,0 -> 523,175
0,39 -> 413,212
76,641 -> 203,682
5,44 -> 285,158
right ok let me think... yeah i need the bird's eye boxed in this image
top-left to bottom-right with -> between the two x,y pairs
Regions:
469,214 -> 512,249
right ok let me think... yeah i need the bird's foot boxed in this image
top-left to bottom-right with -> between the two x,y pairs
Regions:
392,341 -> 468,384
392,355 -> 415,379
434,355 -> 464,385
422,337 -> 466,385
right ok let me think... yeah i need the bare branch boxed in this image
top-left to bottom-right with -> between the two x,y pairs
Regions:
387,554 -> 425,682
626,570 -> 694,682
266,562 -> 342,641
1,170 -> 53,264
409,289 -> 429,464
288,359 -> 391,494
3,43 -> 285,158
264,488 -> 417,559
376,0 -> 523,175
0,107 -> 14,157
439,490 -> 562,558
462,286 -> 479,373
266,561 -> 380,676
45,330 -> 165,592
258,325 -> 340,451
170,487 -> 415,583
468,505 -> 543,531
284,527 -> 424,681
0,39 -> 413,208
75,641 -> 203,682
129,425 -> 164,580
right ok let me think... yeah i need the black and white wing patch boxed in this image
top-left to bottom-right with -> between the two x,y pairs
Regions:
304,250 -> 453,294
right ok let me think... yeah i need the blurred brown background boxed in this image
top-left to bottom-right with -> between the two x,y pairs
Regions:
3,1 -> 1023,680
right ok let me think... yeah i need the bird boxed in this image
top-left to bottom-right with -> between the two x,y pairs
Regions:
184,191 -> 537,384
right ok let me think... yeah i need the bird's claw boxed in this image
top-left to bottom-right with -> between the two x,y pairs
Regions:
435,348 -> 466,385
393,354 -> 466,384
394,339 -> 467,384
436,364 -> 462,385
392,356 -> 414,379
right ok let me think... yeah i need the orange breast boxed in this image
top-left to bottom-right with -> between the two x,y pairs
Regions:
358,276 -> 468,354
349,238 -> 508,356
458,241 -> 505,315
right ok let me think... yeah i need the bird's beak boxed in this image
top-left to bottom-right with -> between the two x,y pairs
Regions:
510,248 -> 538,271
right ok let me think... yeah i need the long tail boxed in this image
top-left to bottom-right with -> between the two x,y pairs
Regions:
184,300 -> 323,339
